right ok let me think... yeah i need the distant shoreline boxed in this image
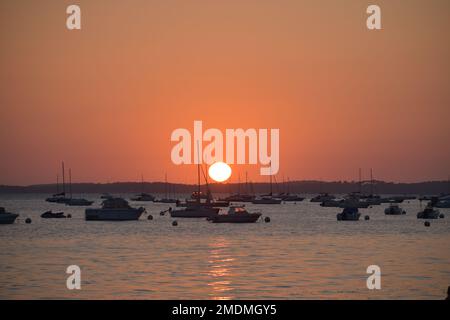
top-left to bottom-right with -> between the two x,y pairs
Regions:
0,180 -> 448,195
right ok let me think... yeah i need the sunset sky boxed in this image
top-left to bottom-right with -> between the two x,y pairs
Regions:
1,0 -> 449,185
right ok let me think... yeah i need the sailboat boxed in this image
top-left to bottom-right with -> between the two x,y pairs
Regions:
65,168 -> 94,206
170,146 -> 222,218
46,162 -> 71,203
131,175 -> 155,201
154,173 -> 178,203
252,164 -> 282,204
219,172 -> 255,202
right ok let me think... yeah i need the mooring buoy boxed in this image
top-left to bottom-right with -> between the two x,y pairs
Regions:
424,221 -> 431,227
439,214 -> 445,219
147,214 -> 153,220
264,217 -> 270,223
172,220 -> 178,226
25,218 -> 32,224
364,215 -> 370,220
67,214 -> 72,218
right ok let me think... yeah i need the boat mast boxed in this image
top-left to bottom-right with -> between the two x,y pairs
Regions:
370,168 -> 374,195
358,168 -> 362,194
69,168 -> 72,199
269,161 -> 273,195
196,141 -> 201,203
165,173 -> 168,199
62,161 -> 66,196
56,174 -> 59,194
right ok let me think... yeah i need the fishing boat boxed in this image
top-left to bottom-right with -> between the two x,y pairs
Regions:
384,204 -> 406,215
85,197 -> 145,221
41,210 -> 67,218
0,207 -> 19,224
208,205 -> 261,223
417,206 -> 440,219
336,207 -> 361,221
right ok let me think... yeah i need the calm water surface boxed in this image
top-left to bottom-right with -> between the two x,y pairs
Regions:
0,194 -> 449,299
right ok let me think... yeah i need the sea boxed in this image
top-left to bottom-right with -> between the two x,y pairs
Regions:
0,193 -> 449,299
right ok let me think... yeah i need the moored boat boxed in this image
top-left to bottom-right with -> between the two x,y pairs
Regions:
85,198 -> 145,221
41,210 -> 67,218
336,207 -> 361,221
417,206 -> 440,219
0,207 -> 19,224
384,204 -> 406,215
208,205 -> 261,223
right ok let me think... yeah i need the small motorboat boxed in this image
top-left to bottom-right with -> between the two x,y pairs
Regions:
41,210 -> 67,218
100,193 -> 113,199
65,198 -> 94,206
0,207 -> 19,224
417,206 -> 440,219
337,207 -> 361,221
85,198 -> 145,221
384,204 -> 406,215
209,205 -> 261,223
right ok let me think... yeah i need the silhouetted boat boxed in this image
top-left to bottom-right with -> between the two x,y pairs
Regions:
311,193 -> 335,202
131,175 -> 155,201
170,151 -> 223,218
65,198 -> 94,206
131,193 -> 155,201
0,207 -> 19,224
337,207 -> 361,221
417,206 -> 440,219
154,173 -> 178,203
64,169 -> 93,206
100,193 -> 113,199
41,210 -> 67,218
252,196 -> 282,204
384,204 -> 406,215
170,205 -> 219,218
208,205 -> 261,223
85,198 -> 145,221
251,169 -> 282,204
46,162 -> 71,203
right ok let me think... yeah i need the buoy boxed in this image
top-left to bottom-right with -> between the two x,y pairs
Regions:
424,221 -> 430,227
172,220 -> 178,226
264,217 -> 270,223
364,215 -> 370,220
439,214 -> 445,219
67,214 -> 72,218
147,214 -> 153,220
25,218 -> 32,224
160,211 -> 165,216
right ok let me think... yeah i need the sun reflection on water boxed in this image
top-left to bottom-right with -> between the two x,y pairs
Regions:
207,238 -> 236,300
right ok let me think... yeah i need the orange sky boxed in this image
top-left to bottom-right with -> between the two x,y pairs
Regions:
0,0 -> 449,185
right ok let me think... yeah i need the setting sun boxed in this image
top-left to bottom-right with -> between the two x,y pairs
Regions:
208,162 -> 232,182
